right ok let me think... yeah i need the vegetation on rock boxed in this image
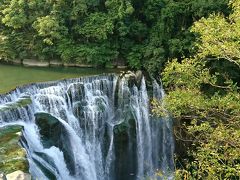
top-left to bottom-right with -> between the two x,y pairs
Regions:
0,126 -> 29,174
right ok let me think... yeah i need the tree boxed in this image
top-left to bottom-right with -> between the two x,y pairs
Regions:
153,0 -> 240,178
0,0 -> 230,68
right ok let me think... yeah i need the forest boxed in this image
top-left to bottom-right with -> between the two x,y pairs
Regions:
0,0 -> 229,72
0,0 -> 239,179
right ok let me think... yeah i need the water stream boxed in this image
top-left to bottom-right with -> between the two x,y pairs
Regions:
0,73 -> 174,180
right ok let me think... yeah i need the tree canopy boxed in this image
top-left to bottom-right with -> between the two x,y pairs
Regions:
0,0 -> 239,179
0,0 -> 229,71
153,0 -> 240,178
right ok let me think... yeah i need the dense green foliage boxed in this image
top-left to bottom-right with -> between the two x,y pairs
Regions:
153,0 -> 240,178
1,0 -> 239,178
0,0 -> 229,71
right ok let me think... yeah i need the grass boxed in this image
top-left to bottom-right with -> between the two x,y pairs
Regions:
0,64 -> 120,94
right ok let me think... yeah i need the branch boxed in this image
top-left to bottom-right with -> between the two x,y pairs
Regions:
222,55 -> 240,69
206,55 -> 240,68
206,81 -> 236,90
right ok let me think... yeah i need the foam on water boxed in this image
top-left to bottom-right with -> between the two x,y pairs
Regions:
0,74 -> 174,179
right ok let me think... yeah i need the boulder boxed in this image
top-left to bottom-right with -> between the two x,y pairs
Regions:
6,171 -> 31,180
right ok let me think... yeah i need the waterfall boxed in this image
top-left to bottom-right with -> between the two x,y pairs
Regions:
0,73 -> 174,180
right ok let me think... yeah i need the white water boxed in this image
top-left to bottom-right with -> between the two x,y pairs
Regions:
0,74 -> 174,180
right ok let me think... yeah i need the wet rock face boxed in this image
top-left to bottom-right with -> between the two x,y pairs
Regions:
0,126 -> 29,175
119,71 -> 140,88
67,83 -> 85,104
115,70 -> 143,108
114,118 -> 137,180
35,113 -> 75,175
135,70 -> 143,86
0,97 -> 32,113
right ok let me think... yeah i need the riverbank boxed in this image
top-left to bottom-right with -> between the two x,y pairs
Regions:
2,59 -> 127,69
0,63 -> 123,94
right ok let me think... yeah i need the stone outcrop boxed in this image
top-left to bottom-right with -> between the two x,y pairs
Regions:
23,59 -> 49,67
49,60 -> 63,66
75,63 -> 93,68
1,59 -> 127,69
119,70 -> 143,88
6,171 -> 31,180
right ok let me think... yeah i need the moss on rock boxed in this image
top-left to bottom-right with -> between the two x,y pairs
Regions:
0,97 -> 32,113
0,125 -> 29,174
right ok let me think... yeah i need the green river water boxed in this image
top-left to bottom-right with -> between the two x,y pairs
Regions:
0,64 -> 121,94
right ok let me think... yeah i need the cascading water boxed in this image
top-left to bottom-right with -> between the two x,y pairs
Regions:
0,73 -> 174,180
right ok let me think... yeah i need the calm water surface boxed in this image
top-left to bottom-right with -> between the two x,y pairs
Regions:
0,64 -> 121,94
